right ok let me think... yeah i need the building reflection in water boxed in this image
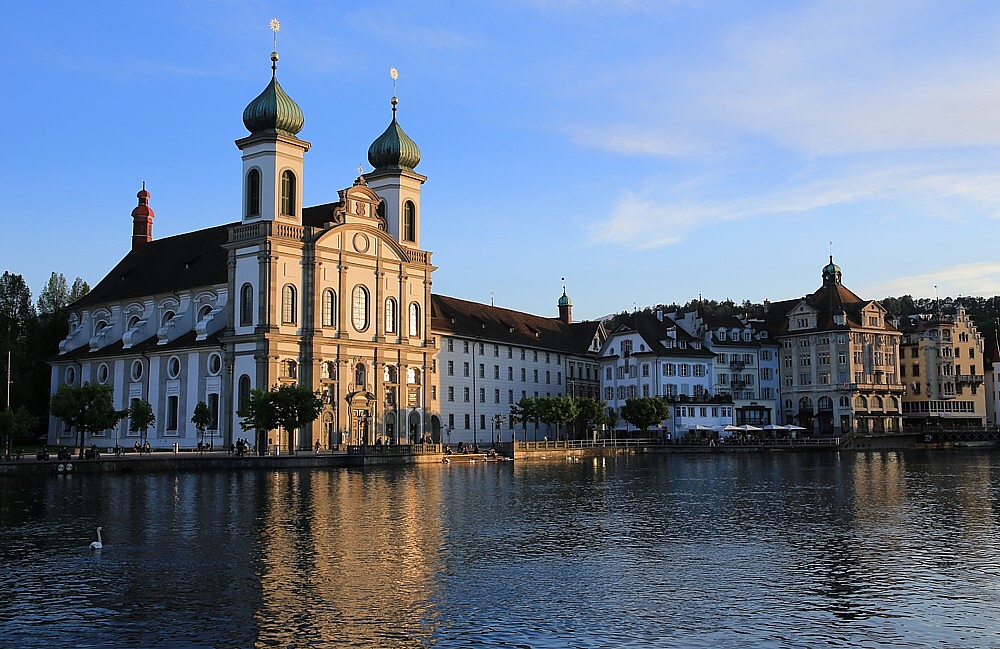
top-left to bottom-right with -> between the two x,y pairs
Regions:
252,467 -> 444,647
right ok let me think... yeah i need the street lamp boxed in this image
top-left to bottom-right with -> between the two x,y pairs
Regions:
493,414 -> 506,446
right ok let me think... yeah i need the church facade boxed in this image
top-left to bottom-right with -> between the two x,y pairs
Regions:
49,52 -> 438,451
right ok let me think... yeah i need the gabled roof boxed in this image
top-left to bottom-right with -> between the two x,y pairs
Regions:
762,265 -> 896,337
607,311 -> 715,358
74,224 -> 232,309
430,294 -> 600,356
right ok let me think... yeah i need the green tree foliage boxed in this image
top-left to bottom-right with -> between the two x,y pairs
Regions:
0,406 -> 37,456
620,397 -> 671,434
50,382 -> 123,458
573,397 -> 606,438
128,399 -> 156,444
191,401 -> 212,447
536,396 -> 577,440
239,385 -> 323,453
511,396 -> 541,441
37,272 -> 69,317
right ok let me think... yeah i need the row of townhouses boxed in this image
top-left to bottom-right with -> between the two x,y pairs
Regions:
46,53 -> 995,450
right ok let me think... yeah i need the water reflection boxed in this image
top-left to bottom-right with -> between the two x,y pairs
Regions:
2,452 -> 1000,648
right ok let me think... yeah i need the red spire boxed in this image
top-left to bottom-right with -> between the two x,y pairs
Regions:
131,181 -> 154,249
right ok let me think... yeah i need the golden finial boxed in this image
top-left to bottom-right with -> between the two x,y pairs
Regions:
270,18 -> 281,51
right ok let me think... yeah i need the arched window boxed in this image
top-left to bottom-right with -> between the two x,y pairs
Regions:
240,283 -> 254,326
198,304 -> 213,321
161,310 -> 175,328
818,396 -> 833,412
355,363 -> 366,389
385,298 -> 397,334
283,360 -> 297,379
798,397 -> 813,413
855,395 -> 868,409
94,320 -> 109,336
408,302 -> 420,337
246,168 -> 261,217
403,200 -> 416,242
238,375 -> 251,413
280,170 -> 296,216
384,366 -> 398,383
352,285 -> 369,331
407,368 -> 421,384
282,285 -> 297,324
322,289 -> 336,327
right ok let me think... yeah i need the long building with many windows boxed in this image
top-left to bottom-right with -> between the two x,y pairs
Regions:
431,292 -> 604,446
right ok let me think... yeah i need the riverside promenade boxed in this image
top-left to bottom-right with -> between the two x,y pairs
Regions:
2,428 -> 995,477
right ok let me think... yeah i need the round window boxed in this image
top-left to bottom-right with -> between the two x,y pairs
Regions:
130,360 -> 144,382
64,366 -> 76,385
97,363 -> 109,384
167,356 -> 181,379
208,353 -> 222,376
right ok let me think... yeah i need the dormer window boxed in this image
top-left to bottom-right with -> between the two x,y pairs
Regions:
161,311 -> 175,328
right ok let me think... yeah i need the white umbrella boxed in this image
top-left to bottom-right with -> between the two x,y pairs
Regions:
723,425 -> 741,431
738,424 -> 763,431
762,424 -> 787,431
785,425 -> 806,431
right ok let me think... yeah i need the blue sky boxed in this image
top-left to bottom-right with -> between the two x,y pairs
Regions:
5,1 -> 1000,321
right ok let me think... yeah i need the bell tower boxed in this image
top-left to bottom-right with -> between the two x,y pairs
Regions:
235,48 -> 310,225
365,73 -> 425,248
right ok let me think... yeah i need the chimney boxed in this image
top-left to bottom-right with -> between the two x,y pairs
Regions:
131,182 -> 154,249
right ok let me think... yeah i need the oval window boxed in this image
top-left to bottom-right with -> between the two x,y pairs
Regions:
97,363 -> 109,384
131,360 -> 144,382
167,356 -> 181,379
208,353 -> 223,376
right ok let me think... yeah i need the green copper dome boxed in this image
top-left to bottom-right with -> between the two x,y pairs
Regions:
822,255 -> 842,286
558,288 -> 572,307
242,52 -> 304,137
368,97 -> 421,171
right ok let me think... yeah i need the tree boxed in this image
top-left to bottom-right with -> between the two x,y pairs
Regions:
537,396 -> 577,441
0,406 -> 37,456
69,277 -> 90,304
239,385 -> 322,454
37,272 -> 69,317
50,382 -> 123,459
128,399 -> 155,446
191,401 -> 212,449
573,397 -> 606,439
512,396 -> 541,442
270,384 -> 324,454
620,397 -> 671,437
0,271 -> 35,342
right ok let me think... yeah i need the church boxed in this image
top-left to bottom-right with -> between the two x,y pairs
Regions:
49,50 -> 437,451
48,50 -> 605,451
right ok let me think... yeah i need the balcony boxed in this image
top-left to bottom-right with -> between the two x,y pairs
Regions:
956,374 -> 985,385
839,382 -> 906,394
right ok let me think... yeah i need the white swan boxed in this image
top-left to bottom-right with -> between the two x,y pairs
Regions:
90,526 -> 103,550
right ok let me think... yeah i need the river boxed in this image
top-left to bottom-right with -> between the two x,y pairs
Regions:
1,450 -> 999,648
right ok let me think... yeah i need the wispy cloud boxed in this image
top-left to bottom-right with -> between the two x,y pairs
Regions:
587,160 -> 1000,247
863,262 -> 1000,298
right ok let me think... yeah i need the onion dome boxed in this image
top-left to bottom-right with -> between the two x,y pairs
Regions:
558,287 -> 572,307
368,96 -> 421,171
131,182 -> 153,219
242,52 -> 304,137
822,255 -> 842,286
